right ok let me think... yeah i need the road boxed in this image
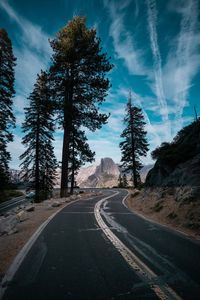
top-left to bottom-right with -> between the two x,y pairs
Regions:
0,195 -> 31,215
1,189 -> 200,299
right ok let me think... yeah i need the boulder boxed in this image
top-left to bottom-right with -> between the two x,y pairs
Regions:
16,210 -> 28,222
0,215 -> 19,235
26,205 -> 35,212
70,195 -> 77,201
51,201 -> 61,207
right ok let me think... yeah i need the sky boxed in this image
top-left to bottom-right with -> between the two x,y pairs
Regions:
0,0 -> 200,169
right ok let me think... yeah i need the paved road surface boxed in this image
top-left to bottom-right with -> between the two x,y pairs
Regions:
0,196 -> 30,215
1,189 -> 200,299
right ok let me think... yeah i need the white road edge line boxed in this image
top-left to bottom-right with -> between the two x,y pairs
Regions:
94,191 -> 182,300
0,195 -> 97,299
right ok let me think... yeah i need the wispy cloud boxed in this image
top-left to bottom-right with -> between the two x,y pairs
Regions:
0,0 -> 52,168
163,0 -> 200,130
0,0 -> 51,59
0,0 -> 52,91
104,0 -> 147,76
146,0 -> 171,140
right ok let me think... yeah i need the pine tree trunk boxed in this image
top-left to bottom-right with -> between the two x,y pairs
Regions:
130,107 -> 138,188
60,78 -> 73,198
60,128 -> 70,197
35,116 -> 40,202
70,133 -> 75,195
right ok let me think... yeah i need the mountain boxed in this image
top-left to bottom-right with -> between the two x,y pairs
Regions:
76,157 -> 120,188
76,158 -> 153,188
9,158 -> 153,189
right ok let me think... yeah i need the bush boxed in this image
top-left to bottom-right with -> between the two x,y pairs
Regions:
167,212 -> 177,219
153,201 -> 163,212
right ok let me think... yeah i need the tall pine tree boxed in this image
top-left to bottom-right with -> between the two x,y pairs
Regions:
20,71 -> 57,202
49,16 -> 113,196
0,29 -> 16,190
120,91 -> 149,188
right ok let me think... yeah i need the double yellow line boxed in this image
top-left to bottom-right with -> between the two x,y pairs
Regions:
94,191 -> 182,300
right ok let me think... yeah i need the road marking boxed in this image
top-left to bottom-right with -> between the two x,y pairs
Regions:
94,192 -> 182,300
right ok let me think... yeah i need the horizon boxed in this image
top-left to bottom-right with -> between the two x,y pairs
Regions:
0,0 -> 200,169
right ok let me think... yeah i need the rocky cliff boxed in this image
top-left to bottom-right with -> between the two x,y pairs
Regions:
145,119 -> 200,202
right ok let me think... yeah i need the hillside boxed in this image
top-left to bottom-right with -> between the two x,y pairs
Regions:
145,119 -> 200,203
127,119 -> 200,236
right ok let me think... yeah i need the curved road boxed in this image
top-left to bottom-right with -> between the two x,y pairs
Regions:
1,189 -> 200,299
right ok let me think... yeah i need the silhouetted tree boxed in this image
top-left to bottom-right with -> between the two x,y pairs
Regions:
120,91 -> 149,188
49,16 -> 113,196
0,29 -> 16,190
20,71 -> 57,202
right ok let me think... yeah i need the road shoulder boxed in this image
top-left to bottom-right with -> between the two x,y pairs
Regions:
125,190 -> 200,241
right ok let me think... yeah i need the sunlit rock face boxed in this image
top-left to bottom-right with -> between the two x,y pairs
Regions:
76,158 -> 153,188
76,157 -> 120,188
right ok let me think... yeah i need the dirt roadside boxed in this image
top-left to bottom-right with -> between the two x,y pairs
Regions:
125,189 -> 200,240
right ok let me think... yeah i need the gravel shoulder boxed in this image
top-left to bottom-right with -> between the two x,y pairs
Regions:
126,189 -> 200,240
0,193 -> 94,281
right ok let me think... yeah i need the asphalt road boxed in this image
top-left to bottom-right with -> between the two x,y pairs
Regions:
0,196 -> 31,215
1,189 -> 200,299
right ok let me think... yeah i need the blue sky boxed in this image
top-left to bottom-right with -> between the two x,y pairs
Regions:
0,0 -> 200,169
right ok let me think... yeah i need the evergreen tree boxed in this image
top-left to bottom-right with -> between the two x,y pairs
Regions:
20,71 -> 57,202
49,16 -> 113,196
122,173 -> 128,188
0,29 -> 16,189
118,174 -> 123,188
119,91 -> 149,188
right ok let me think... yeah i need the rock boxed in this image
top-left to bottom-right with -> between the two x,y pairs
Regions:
16,210 -> 28,222
51,201 -> 61,207
7,227 -> 18,235
26,205 -> 35,212
46,204 -> 54,210
65,197 -> 71,202
0,215 -> 19,235
145,121 -> 200,189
